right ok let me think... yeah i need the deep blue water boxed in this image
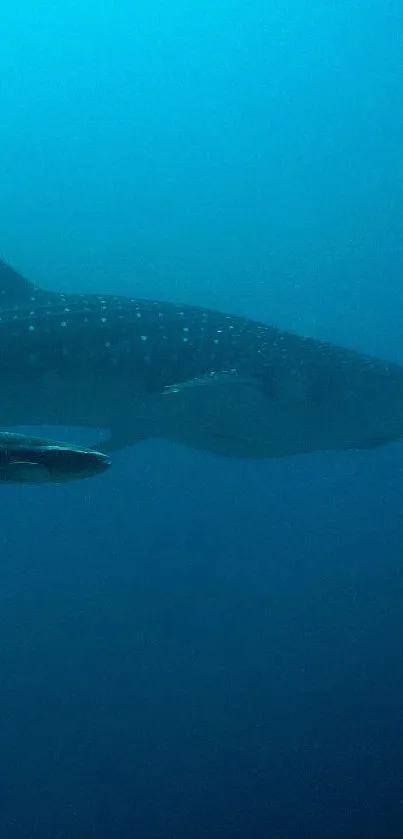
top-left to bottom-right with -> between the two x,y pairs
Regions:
1,2 -> 403,837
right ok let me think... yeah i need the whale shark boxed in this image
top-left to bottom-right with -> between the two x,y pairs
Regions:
1,257 -> 403,460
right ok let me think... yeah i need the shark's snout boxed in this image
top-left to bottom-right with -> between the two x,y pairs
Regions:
37,445 -> 111,482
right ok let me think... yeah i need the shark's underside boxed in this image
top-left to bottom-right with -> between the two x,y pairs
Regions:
0,258 -> 403,459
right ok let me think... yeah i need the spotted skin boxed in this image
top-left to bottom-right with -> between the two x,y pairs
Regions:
1,258 -> 403,459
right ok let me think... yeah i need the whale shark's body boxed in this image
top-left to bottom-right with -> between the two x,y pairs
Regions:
1,258 -> 403,459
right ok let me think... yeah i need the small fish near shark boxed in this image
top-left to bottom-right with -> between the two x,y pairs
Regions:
0,257 -> 403,475
0,431 -> 109,483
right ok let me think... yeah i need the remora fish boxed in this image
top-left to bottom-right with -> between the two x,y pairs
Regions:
0,431 -> 110,483
0,257 -> 403,459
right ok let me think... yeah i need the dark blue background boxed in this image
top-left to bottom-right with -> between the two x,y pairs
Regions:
1,1 -> 403,836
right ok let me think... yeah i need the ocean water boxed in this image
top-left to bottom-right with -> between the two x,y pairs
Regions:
1,2 -> 403,837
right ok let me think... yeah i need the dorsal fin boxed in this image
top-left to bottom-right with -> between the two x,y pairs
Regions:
0,259 -> 40,305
